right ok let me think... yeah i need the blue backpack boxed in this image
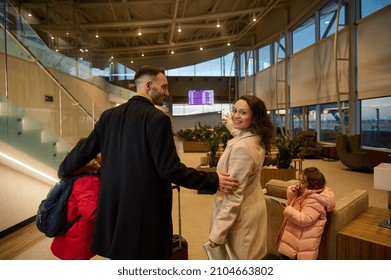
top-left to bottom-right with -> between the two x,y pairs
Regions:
36,173 -> 97,237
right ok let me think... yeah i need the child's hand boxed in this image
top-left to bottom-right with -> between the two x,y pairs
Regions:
292,184 -> 303,195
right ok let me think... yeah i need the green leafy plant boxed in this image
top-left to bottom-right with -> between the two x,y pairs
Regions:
176,124 -> 233,166
275,133 -> 310,169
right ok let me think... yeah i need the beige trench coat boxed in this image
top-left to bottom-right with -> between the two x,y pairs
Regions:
209,130 -> 267,260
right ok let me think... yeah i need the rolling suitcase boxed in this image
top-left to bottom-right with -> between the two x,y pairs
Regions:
170,185 -> 189,260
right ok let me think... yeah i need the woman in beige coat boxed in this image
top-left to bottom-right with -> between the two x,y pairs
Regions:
208,95 -> 274,260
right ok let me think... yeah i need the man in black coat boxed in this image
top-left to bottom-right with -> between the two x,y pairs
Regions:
58,65 -> 239,260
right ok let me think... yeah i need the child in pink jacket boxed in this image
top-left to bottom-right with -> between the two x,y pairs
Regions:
277,167 -> 335,260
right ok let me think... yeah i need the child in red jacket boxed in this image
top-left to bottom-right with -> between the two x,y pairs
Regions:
277,167 -> 335,260
50,153 -> 101,260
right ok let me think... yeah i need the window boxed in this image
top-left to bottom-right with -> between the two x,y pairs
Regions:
239,51 -> 246,79
257,45 -> 271,71
320,0 -> 348,39
361,96 -> 391,149
167,65 -> 195,76
292,17 -> 315,53
319,102 -> 349,142
361,0 -> 391,18
274,37 -> 286,62
246,50 -> 254,77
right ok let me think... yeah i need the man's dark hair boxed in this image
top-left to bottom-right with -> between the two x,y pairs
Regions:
134,65 -> 165,81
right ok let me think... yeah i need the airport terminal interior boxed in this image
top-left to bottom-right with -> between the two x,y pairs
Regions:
1,0 -> 391,260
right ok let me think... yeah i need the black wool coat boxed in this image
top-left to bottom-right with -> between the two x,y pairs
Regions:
58,95 -> 218,259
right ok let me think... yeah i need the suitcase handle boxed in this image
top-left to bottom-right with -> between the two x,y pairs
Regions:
172,184 -> 182,248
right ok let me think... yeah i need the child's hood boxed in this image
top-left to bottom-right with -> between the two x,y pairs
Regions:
306,187 -> 336,212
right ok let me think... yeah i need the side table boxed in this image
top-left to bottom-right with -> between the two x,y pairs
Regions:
322,145 -> 338,161
337,207 -> 391,259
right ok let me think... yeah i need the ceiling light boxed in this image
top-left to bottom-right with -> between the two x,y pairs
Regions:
217,20 -> 220,28
171,50 -> 174,54
200,46 -> 203,51
227,42 -> 231,46
95,30 -> 99,38
177,24 -> 182,33
141,52 -> 144,57
252,13 -> 257,22
137,27 -> 142,36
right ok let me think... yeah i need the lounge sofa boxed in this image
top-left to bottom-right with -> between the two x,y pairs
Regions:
263,179 -> 369,259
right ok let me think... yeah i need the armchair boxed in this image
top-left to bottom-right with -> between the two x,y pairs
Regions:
297,130 -> 323,158
336,135 -> 372,171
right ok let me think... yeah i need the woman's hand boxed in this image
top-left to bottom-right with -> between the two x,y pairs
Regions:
209,240 -> 220,248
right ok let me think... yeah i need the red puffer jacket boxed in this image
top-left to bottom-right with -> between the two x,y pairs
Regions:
51,175 -> 100,260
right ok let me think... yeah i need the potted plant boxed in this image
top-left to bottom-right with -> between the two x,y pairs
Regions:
275,133 -> 309,169
176,124 -> 232,166
260,132 -> 310,187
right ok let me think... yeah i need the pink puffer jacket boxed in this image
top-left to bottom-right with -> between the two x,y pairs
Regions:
277,185 -> 335,260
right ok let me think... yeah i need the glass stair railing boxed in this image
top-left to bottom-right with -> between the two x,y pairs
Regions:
0,94 -> 71,169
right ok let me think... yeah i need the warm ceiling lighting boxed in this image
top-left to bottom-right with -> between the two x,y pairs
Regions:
171,49 -> 174,54
177,24 -> 182,32
95,30 -> 99,38
137,27 -> 142,36
200,46 -> 203,51
141,52 -> 144,57
252,13 -> 257,22
217,20 -> 220,28
227,42 -> 231,46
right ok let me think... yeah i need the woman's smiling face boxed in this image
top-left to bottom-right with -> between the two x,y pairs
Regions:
231,99 -> 253,130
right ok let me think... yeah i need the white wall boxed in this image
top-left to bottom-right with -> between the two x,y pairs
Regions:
0,142 -> 57,232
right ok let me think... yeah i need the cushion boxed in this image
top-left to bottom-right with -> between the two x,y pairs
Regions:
265,179 -> 299,199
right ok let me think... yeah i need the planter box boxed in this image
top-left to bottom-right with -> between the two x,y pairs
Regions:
260,168 -> 296,188
183,141 -> 208,153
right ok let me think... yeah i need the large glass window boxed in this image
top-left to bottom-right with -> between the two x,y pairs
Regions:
239,51 -> 246,79
274,37 -> 286,61
292,107 -> 303,133
223,52 -> 235,76
361,96 -> 391,149
195,57 -> 222,76
320,0 -> 348,39
166,65 -> 195,76
167,52 -> 235,77
247,50 -> 254,77
361,0 -> 391,18
292,16 -> 315,53
172,103 -> 231,116
319,102 -> 349,142
257,45 -> 271,71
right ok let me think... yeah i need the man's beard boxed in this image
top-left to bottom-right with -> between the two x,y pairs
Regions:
150,87 -> 165,106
